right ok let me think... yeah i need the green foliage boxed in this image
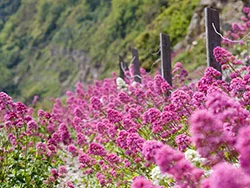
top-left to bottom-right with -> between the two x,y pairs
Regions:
0,125 -> 63,188
0,63 -> 12,90
0,0 -> 200,103
135,0 -> 200,69
0,0 -> 21,31
173,39 -> 207,71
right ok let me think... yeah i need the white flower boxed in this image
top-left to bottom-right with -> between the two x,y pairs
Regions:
184,149 -> 206,165
204,169 -> 213,177
233,163 -> 240,168
192,41 -> 198,46
131,81 -> 137,87
116,77 -> 128,90
150,166 -> 172,186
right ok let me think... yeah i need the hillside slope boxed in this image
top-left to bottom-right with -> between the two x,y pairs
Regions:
0,0 -> 200,103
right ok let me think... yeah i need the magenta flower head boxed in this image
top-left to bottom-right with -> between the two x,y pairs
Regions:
143,108 -> 161,124
27,120 -> 38,132
15,102 -> 27,115
171,89 -> 191,109
155,145 -> 203,187
107,108 -> 122,123
204,67 -> 222,79
190,109 -> 224,160
127,133 -> 145,153
154,74 -> 172,94
236,126 -> 250,175
155,145 -> 183,173
8,133 -> 17,146
50,168 -> 59,178
213,47 -> 241,66
131,176 -> 155,188
128,108 -> 140,119
243,6 -> 250,14
66,181 -> 75,188
230,77 -> 246,96
58,166 -> 67,176
0,92 -> 12,110
172,62 -> 189,84
118,92 -> 131,104
106,153 -> 120,164
36,142 -> 47,155
202,162 -> 250,188
77,132 -> 86,146
175,134 -> 191,152
90,96 -> 103,110
88,142 -> 106,156
213,47 -> 232,65
76,82 -> 84,98
142,140 -> 163,163
116,130 -> 129,149
78,152 -> 92,167
67,144 -> 78,156
58,123 -> 72,145
74,107 -> 85,119
154,74 -> 165,87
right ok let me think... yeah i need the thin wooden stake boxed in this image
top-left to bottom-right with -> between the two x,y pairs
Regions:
119,55 -> 125,79
131,48 -> 141,83
160,33 -> 172,86
205,7 -> 222,77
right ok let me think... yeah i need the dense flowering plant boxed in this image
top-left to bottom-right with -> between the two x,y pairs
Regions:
223,6 -> 250,65
0,93 -> 64,187
1,6 -> 250,188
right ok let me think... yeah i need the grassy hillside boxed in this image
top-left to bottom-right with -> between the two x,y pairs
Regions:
0,0 -> 199,103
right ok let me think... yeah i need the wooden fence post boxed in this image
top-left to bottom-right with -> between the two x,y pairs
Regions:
160,33 -> 172,86
205,7 -> 222,78
119,55 -> 128,79
131,48 -> 141,83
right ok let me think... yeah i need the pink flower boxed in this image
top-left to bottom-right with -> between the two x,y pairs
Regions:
202,162 -> 250,188
116,130 -> 129,149
118,92 -> 131,104
190,109 -> 224,162
142,140 -> 163,163
58,166 -> 67,176
0,92 -> 12,110
175,134 -> 191,152
156,145 -> 203,187
27,120 -> 38,132
88,142 -> 106,156
58,123 -> 72,145
50,168 -> 58,178
68,144 -> 78,156
90,97 -> 103,110
127,133 -> 145,153
66,181 -> 74,188
106,153 -> 120,164
78,153 -> 92,167
107,109 -> 122,123
236,126 -> 250,175
143,108 -> 161,124
77,133 -> 86,146
131,176 -> 155,188
36,142 -> 47,155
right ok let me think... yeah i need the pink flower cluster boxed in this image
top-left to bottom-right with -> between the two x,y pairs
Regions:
1,6 -> 250,188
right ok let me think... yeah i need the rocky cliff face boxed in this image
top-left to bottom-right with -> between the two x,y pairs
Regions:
175,0 -> 245,51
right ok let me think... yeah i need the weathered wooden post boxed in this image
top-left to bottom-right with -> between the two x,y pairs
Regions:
131,48 -> 141,83
205,7 -> 222,78
160,33 -> 172,86
119,55 -> 128,79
